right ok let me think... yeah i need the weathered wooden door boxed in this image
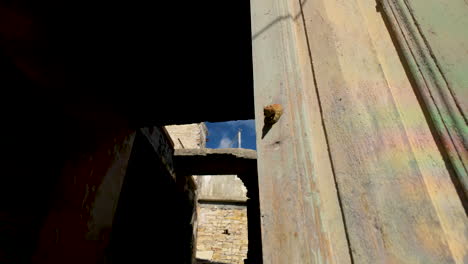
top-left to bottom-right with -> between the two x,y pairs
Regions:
250,0 -> 468,263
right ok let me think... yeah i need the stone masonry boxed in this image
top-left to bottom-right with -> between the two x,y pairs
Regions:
196,204 -> 248,264
165,123 -> 249,264
165,123 -> 207,149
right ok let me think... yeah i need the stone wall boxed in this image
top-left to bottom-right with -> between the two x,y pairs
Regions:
197,175 -> 247,202
196,175 -> 248,264
165,123 -> 249,264
196,204 -> 248,264
165,123 -> 207,149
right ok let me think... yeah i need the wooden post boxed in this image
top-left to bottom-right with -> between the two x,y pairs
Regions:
250,0 -> 351,263
250,0 -> 467,263
378,0 -> 468,200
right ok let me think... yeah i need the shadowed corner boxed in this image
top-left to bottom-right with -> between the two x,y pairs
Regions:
261,119 -> 273,139
196,259 -> 230,264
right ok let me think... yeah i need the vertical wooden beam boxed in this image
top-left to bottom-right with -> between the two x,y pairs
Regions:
355,1 -> 468,262
251,0 -> 467,263
250,0 -> 352,263
378,0 -> 468,200
299,0 -> 466,259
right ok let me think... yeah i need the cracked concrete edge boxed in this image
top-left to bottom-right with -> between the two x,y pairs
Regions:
174,148 -> 257,160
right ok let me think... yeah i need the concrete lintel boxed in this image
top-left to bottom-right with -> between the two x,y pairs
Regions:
198,197 -> 248,204
174,148 -> 257,176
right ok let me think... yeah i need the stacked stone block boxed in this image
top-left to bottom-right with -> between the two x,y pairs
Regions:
196,204 -> 248,264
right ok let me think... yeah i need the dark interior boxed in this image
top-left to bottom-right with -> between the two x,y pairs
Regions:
0,1 -> 255,263
0,0 -> 254,125
110,132 -> 195,263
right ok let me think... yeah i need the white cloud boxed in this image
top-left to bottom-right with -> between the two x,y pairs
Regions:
207,119 -> 256,149
217,135 -> 233,148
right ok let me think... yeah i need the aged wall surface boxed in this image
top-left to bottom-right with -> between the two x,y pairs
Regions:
197,175 -> 247,202
196,175 -> 249,264
30,117 -> 137,264
110,128 -> 197,264
165,123 -> 207,149
196,204 -> 248,264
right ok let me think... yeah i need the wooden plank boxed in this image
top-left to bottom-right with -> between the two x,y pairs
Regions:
250,0 -> 352,263
356,1 -> 468,262
378,0 -> 468,198
252,0 -> 467,262
298,0 -> 467,262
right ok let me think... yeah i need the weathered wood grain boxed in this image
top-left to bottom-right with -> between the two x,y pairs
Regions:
378,0 -> 468,199
357,1 -> 468,262
298,0 -> 465,262
250,0 -> 352,263
251,0 -> 467,262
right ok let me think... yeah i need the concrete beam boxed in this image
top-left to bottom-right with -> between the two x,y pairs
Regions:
173,148 -> 257,176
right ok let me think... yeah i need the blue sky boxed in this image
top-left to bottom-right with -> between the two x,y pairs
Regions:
205,120 -> 256,150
